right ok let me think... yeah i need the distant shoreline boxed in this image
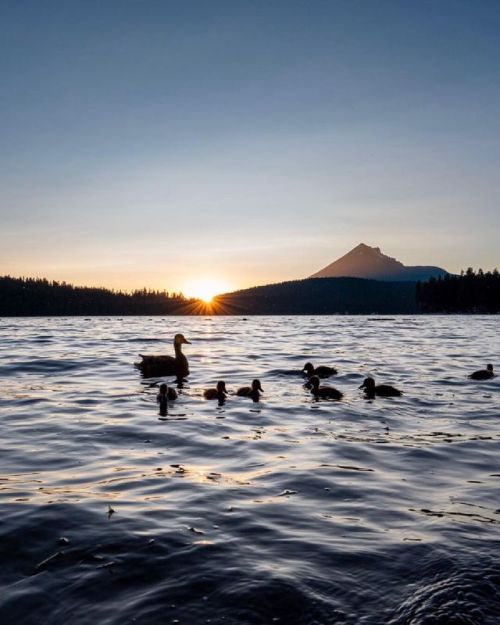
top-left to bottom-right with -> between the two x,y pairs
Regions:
2,271 -> 499,316
1,312 -> 499,318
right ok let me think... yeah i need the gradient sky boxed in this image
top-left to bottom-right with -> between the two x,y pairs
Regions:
1,0 -> 499,293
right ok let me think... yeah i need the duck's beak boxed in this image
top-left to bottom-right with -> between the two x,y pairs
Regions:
358,383 -> 365,389
183,338 -> 191,344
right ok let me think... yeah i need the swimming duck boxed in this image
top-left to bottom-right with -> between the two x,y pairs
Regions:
204,381 -> 228,401
468,364 -> 494,380
309,375 -> 343,400
157,383 -> 177,416
157,383 -> 178,402
237,379 -> 264,401
303,362 -> 338,378
359,377 -> 402,398
136,334 -> 191,378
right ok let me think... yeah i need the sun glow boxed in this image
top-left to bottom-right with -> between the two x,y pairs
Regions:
183,277 -> 230,303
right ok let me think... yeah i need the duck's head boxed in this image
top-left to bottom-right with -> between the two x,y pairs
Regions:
309,375 -> 320,390
216,381 -> 227,395
174,333 -> 191,345
159,383 -> 168,395
359,377 -> 375,390
252,379 -> 264,392
487,364 -> 494,372
303,362 -> 314,375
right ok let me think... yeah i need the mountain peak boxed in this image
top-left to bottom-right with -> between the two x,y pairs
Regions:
309,244 -> 447,282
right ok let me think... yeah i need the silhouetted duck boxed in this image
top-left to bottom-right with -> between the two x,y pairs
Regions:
360,377 -> 402,398
157,383 -> 177,416
468,364 -> 494,380
309,375 -> 343,400
157,383 -> 178,402
204,381 -> 228,401
237,379 -> 263,401
136,334 -> 191,378
303,362 -> 338,378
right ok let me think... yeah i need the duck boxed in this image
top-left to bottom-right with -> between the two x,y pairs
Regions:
157,383 -> 178,402
157,383 -> 177,416
359,377 -> 402,398
136,333 -> 191,378
309,375 -> 343,400
237,379 -> 264,401
204,381 -> 228,401
468,364 -> 494,380
303,362 -> 338,378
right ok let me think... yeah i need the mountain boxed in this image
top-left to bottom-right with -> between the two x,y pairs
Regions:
309,243 -> 448,282
214,277 -> 418,315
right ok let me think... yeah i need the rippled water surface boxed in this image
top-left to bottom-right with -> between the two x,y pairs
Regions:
1,316 -> 499,624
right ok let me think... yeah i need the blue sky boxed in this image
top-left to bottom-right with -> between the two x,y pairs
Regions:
1,0 -> 499,292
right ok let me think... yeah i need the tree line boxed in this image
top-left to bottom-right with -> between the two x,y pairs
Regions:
1,270 -> 499,316
417,268 -> 500,313
0,276 -> 193,316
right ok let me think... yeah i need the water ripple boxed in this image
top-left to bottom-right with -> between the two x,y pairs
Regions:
0,315 -> 499,623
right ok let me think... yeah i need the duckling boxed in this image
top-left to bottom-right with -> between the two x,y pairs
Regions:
303,362 -> 338,378
136,333 -> 191,379
359,377 -> 402,398
237,379 -> 264,401
157,383 -> 178,402
468,364 -> 494,380
309,375 -> 343,400
204,381 -> 228,401
157,383 -> 177,416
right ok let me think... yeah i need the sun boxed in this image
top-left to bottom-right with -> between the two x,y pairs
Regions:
183,277 -> 229,304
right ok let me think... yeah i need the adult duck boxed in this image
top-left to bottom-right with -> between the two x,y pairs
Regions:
309,375 -> 343,400
237,379 -> 264,401
303,362 -> 338,378
468,364 -> 494,380
359,377 -> 402,398
204,381 -> 228,402
136,333 -> 191,378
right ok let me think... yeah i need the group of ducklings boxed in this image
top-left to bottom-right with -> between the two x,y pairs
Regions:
144,334 -> 495,410
196,367 -> 401,406
157,379 -> 264,410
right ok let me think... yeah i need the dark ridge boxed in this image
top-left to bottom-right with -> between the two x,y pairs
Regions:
213,277 -> 418,315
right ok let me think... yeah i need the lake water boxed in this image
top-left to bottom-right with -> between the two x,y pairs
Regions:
0,315 -> 499,625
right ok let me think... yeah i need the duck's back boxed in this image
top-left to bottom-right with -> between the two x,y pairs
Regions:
314,386 -> 343,400
375,384 -> 402,397
137,354 -> 177,375
204,388 -> 221,400
469,369 -> 493,380
315,365 -> 338,378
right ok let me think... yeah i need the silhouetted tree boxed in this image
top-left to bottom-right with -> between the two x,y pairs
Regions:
0,276 -> 195,316
417,268 -> 500,313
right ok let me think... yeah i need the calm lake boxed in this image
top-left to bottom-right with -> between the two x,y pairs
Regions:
0,315 -> 499,624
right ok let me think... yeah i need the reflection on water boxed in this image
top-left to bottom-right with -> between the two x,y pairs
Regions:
0,316 -> 499,624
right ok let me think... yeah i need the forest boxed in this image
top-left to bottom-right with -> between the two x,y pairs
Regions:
1,270 -> 499,316
416,268 -> 500,313
0,276 -> 193,316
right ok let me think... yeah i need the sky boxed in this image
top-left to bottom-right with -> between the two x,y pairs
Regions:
1,0 -> 499,294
